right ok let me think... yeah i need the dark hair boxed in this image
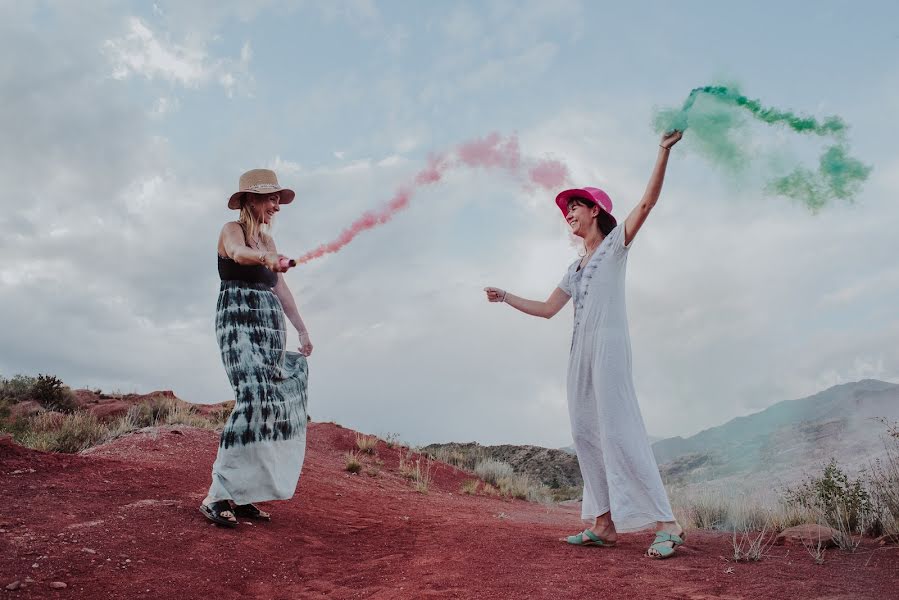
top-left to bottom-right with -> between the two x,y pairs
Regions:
568,197 -> 615,236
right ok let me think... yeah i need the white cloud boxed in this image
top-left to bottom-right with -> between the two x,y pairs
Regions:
151,96 -> 180,117
103,17 -> 252,95
269,156 -> 304,175
2,1 -> 898,452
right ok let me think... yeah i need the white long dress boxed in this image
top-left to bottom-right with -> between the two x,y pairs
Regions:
558,224 -> 674,532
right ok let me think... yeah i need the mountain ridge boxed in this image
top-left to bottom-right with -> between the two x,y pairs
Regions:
425,380 -> 899,493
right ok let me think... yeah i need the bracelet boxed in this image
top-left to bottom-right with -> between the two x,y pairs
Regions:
659,144 -> 670,151
259,251 -> 267,266
501,290 -> 507,302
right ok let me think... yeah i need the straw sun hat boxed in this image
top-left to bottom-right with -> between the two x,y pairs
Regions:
227,169 -> 296,210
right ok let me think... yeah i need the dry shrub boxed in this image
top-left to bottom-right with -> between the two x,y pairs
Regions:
474,459 -> 514,486
19,412 -> 105,453
344,451 -> 363,474
355,433 -> 377,455
461,480 -> 479,495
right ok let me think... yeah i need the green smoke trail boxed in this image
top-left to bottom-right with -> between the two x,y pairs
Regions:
653,85 -> 871,211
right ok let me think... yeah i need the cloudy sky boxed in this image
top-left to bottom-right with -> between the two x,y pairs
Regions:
2,1 -> 898,447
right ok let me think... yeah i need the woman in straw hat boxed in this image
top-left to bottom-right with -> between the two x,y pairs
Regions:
200,168 -> 314,527
484,131 -> 686,558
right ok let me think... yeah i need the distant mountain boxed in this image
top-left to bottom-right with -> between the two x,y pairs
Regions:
424,380 -> 899,495
651,379 -> 899,489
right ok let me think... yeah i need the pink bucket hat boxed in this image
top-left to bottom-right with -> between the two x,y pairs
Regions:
555,187 -> 616,227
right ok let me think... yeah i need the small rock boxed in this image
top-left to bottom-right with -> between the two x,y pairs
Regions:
49,581 -> 68,589
31,563 -> 39,568
5,581 -> 22,591
774,524 -> 838,548
82,548 -> 96,554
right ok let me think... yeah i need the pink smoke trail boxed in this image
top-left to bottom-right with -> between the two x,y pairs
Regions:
293,133 -> 569,265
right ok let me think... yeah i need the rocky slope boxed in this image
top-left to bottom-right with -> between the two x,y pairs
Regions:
420,441 -> 583,490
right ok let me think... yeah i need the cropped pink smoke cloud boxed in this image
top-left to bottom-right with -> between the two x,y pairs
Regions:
294,133 -> 569,265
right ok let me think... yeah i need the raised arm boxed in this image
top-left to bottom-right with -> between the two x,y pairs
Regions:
484,286 -> 571,319
623,130 -> 683,246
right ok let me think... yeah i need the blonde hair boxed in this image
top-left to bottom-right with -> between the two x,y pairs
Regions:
237,193 -> 272,247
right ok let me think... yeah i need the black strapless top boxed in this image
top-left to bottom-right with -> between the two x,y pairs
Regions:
217,255 -> 277,288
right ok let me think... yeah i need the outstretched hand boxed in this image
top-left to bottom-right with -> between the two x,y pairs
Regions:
660,130 -> 683,150
263,252 -> 292,273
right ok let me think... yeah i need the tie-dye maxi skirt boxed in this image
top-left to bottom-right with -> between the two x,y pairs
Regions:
207,280 -> 309,504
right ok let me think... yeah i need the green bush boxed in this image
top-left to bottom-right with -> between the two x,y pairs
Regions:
0,373 -> 78,413
868,419 -> 899,542
0,374 -> 38,402
784,458 -> 876,535
32,374 -> 79,413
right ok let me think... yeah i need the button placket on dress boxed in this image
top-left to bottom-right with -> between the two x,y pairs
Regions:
570,236 -> 612,350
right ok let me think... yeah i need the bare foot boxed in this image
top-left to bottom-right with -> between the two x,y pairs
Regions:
588,520 -> 618,545
560,517 -> 618,545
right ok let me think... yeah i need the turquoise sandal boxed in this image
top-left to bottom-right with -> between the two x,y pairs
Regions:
566,529 -> 616,547
647,530 -> 685,559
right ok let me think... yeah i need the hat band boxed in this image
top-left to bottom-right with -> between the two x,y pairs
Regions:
245,183 -> 280,193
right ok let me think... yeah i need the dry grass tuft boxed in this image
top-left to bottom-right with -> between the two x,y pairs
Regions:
355,433 -> 378,455
344,451 -> 363,474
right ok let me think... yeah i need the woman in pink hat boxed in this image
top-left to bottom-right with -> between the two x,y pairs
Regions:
485,131 -> 685,558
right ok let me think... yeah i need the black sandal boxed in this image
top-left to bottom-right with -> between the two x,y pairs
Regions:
232,503 -> 271,521
199,500 -> 238,527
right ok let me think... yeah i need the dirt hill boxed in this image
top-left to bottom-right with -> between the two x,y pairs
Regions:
1,422 -> 896,599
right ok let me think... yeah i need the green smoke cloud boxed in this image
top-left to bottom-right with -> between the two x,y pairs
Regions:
653,85 -> 871,211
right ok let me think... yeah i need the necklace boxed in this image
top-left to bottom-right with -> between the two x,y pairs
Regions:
578,236 -> 604,270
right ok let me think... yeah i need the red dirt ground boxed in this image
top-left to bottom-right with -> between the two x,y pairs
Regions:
1,423 -> 896,599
